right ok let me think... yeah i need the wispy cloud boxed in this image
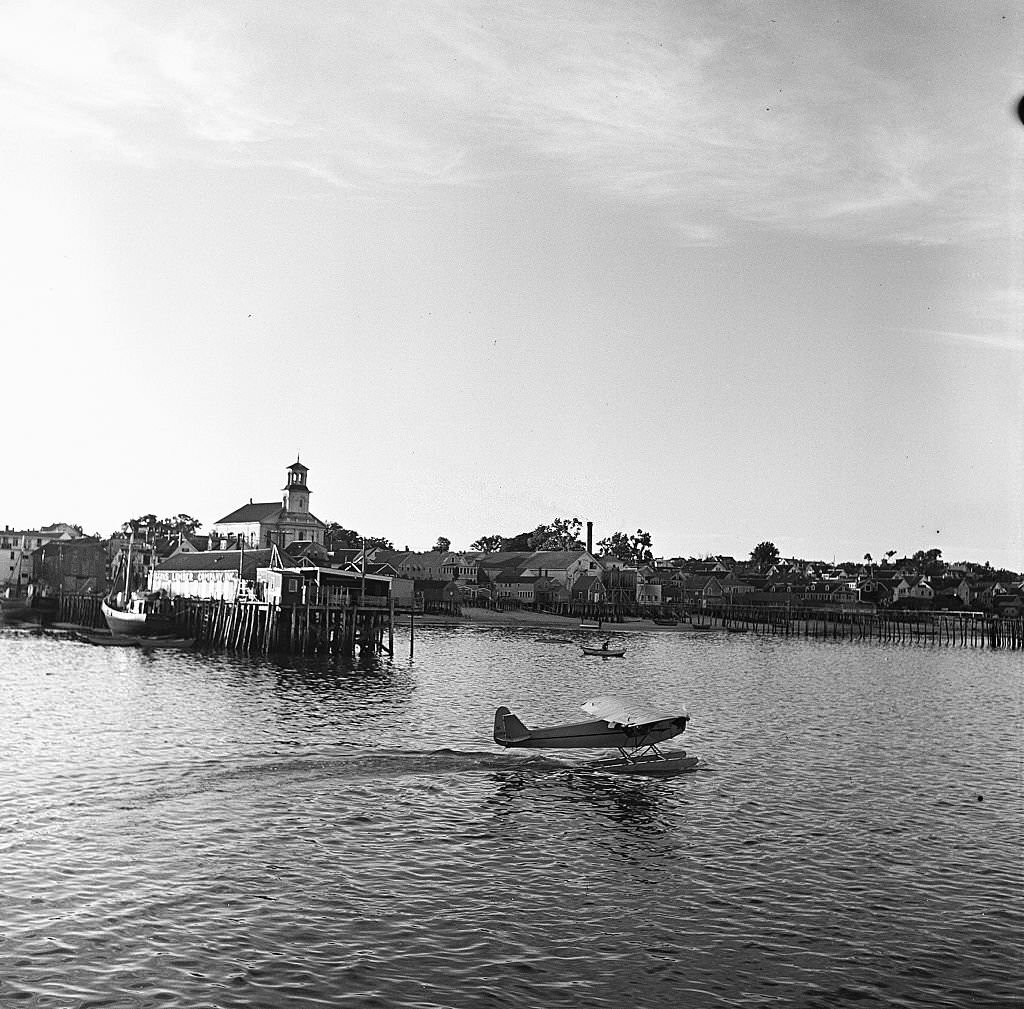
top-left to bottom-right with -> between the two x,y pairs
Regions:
903,328 -> 1023,353
0,0 -> 1015,244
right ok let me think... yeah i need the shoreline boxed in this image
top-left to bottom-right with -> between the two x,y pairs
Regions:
408,606 -> 711,634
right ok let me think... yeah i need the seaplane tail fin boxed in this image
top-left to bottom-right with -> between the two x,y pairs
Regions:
494,706 -> 531,747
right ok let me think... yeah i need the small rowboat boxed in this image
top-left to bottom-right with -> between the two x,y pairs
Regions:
581,644 -> 626,657
77,631 -> 194,649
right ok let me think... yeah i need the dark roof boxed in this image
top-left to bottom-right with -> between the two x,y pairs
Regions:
478,552 -> 532,569
215,502 -> 282,524
525,550 -> 591,569
156,549 -> 274,578
284,540 -> 329,560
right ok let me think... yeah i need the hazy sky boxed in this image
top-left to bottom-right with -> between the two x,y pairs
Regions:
3,1 -> 1021,569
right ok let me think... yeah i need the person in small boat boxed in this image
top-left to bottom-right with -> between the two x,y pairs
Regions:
601,639 -> 611,651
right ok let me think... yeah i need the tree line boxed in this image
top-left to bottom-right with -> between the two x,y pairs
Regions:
113,513 -> 1013,580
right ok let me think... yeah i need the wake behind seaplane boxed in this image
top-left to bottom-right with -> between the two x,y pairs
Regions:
493,695 -> 699,776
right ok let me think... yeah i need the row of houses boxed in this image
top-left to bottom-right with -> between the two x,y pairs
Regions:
5,459 -> 1022,615
7,522 -> 1024,617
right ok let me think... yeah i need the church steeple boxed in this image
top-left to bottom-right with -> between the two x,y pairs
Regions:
283,458 -> 311,514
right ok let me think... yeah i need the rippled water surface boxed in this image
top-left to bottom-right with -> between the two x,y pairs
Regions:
2,624 -> 1021,1007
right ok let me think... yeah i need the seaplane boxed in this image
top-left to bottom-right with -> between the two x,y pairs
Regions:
493,695 -> 699,776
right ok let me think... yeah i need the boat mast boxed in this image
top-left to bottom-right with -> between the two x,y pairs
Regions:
125,525 -> 134,599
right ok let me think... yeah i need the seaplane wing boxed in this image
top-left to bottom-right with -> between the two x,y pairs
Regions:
581,695 -> 688,729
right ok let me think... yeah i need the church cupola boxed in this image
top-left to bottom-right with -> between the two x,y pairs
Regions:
283,458 -> 311,514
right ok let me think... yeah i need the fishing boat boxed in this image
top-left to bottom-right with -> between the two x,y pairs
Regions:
100,594 -> 176,637
101,528 -> 176,637
581,641 -> 626,657
493,695 -> 699,776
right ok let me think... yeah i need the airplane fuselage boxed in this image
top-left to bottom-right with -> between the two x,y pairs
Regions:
494,706 -> 687,750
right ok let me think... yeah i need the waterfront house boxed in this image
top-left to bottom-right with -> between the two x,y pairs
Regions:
993,592 -> 1024,617
31,537 -> 108,595
892,576 -> 935,606
971,580 -> 1014,611
2,523 -> 84,593
931,577 -> 971,609
366,550 -> 457,583
494,571 -> 539,603
518,550 -> 602,590
440,552 -> 481,582
719,571 -> 757,598
570,573 -> 605,605
674,574 -> 725,608
636,578 -> 662,606
212,459 -> 327,549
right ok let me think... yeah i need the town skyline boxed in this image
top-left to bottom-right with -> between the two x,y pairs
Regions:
5,503 -> 1019,578
3,3 -> 1020,572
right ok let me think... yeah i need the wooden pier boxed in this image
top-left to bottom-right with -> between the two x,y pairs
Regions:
54,592 -> 395,657
706,604 -> 1023,650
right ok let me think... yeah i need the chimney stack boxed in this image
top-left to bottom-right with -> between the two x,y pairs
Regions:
586,520 -> 593,554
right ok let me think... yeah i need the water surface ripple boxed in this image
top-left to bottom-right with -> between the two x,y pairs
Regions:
1,625 -> 1021,1007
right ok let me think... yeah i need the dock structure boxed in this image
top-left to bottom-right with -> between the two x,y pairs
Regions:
699,603 -> 1023,650
174,594 -> 395,656
53,592 -> 395,656
53,560 -> 397,657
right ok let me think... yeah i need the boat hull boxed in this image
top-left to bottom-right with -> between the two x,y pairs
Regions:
101,600 -> 176,638
581,646 -> 626,657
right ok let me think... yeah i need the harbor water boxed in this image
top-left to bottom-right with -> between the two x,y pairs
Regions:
2,624 -> 1021,1008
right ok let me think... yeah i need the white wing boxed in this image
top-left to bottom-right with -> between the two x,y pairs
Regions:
581,694 -> 688,728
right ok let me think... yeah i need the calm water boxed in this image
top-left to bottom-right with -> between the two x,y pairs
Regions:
2,624 -> 1021,1008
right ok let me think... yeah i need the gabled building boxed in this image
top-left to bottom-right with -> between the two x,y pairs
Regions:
212,459 -> 327,549
168,534 -> 210,556
518,550 -> 602,589
674,574 -> 725,607
477,552 -> 534,586
570,573 -> 606,605
494,571 -> 539,603
636,579 -> 662,605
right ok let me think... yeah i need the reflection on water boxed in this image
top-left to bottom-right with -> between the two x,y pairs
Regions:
1,624 -> 1021,1008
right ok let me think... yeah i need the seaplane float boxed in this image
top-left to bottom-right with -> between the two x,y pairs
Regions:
493,695 -> 699,776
